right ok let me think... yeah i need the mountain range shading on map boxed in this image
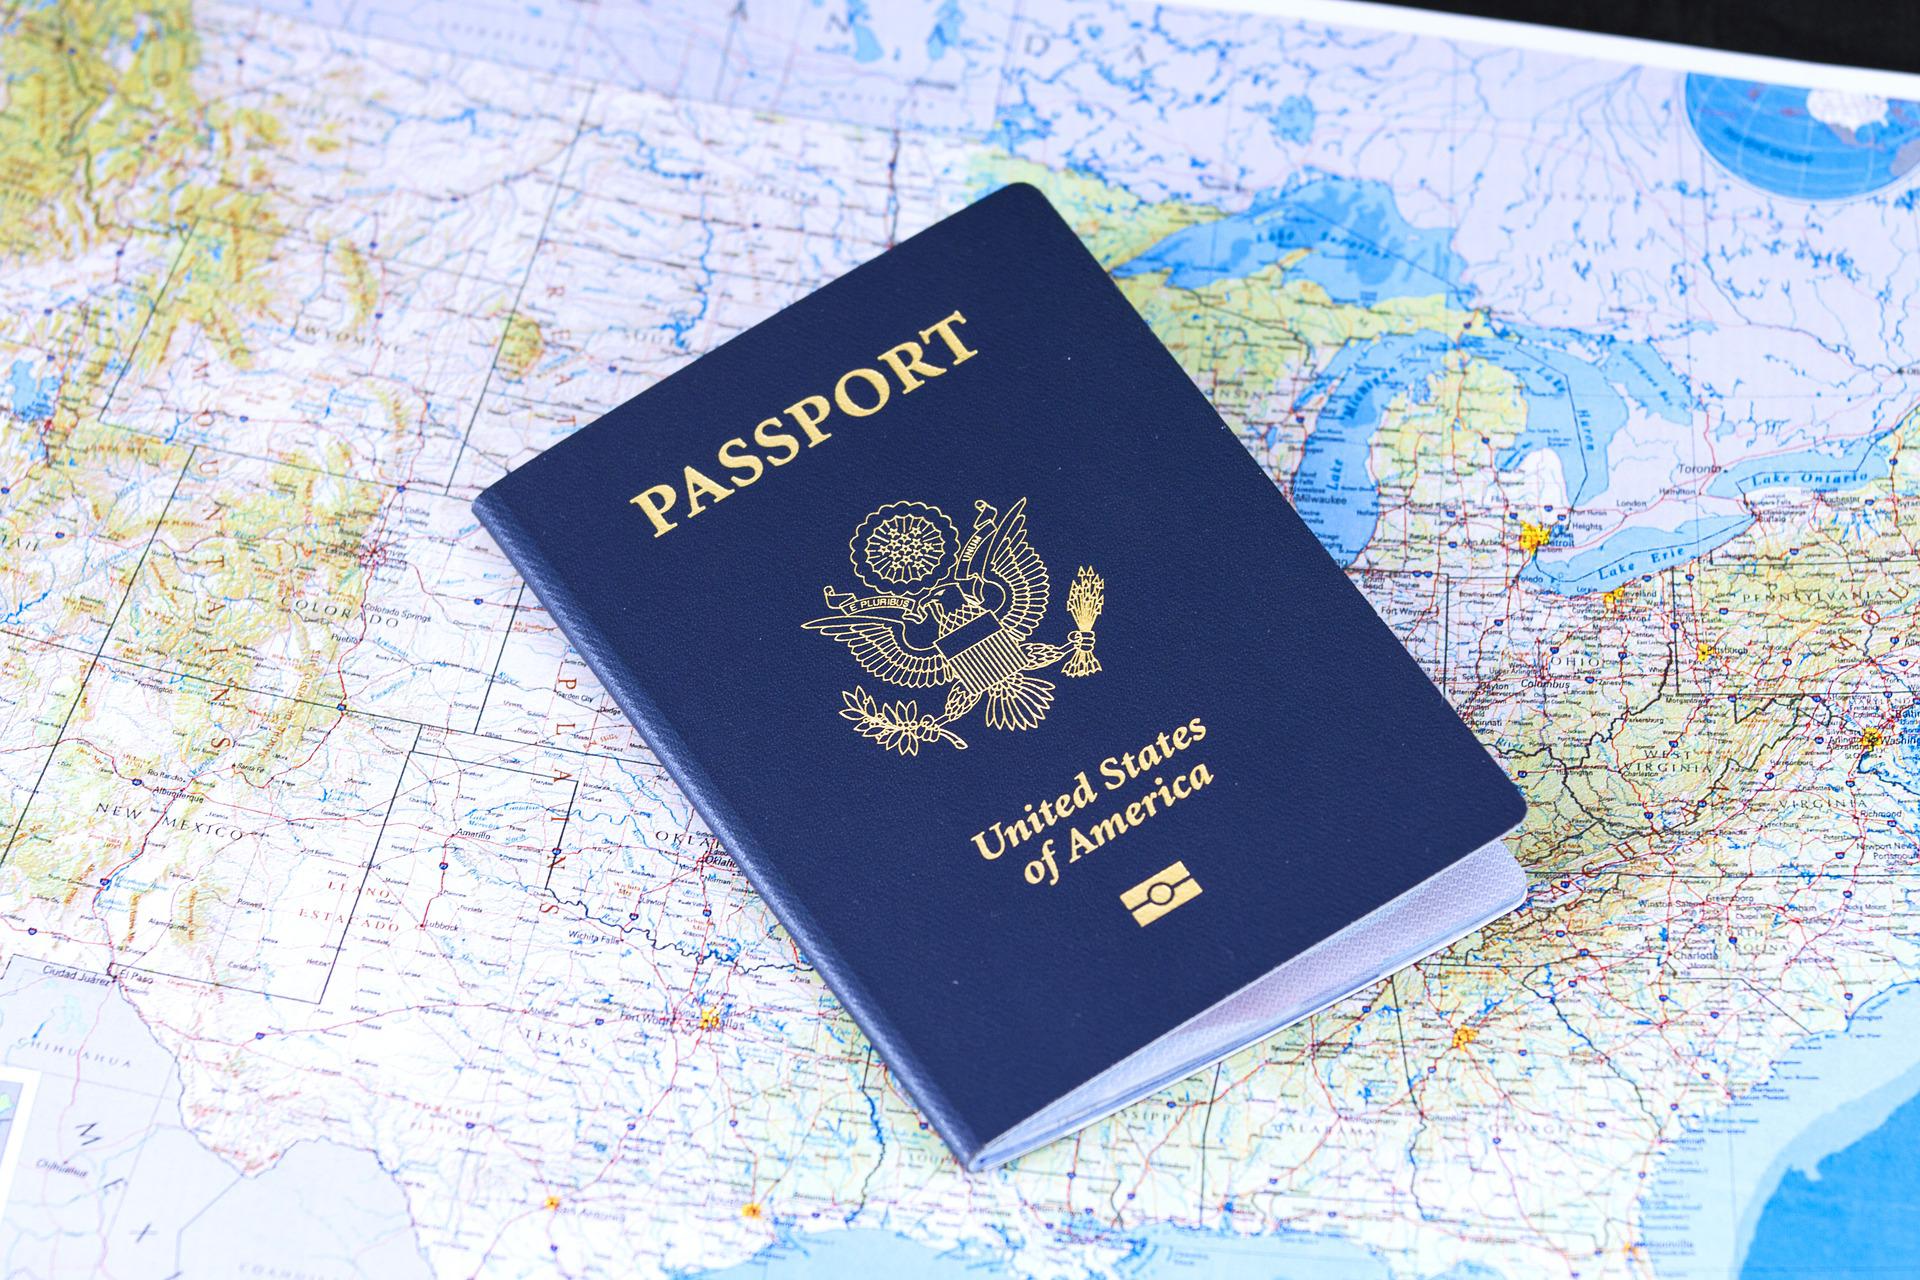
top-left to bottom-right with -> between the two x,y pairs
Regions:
1,1 -> 1918,1278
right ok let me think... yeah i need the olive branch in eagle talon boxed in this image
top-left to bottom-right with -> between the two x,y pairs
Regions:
839,687 -> 969,755
804,497 -> 1105,754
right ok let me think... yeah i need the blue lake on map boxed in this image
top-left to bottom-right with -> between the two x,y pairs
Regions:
1286,330 -> 1453,563
1264,93 -> 1316,144
1113,173 -> 1467,305
1110,174 -> 1907,591
842,1 -> 883,62
1517,515 -> 1756,596
1112,176 -> 1705,574
6,360 -> 57,423
1480,327 -> 1694,507
1525,434 -> 1897,593
1705,436 -> 1894,499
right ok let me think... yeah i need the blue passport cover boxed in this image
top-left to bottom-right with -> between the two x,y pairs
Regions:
473,183 -> 1526,1169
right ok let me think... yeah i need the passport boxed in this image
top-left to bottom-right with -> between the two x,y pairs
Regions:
473,183 -> 1528,1171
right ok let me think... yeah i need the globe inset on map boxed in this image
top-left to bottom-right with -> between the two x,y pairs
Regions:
1686,74 -> 1920,199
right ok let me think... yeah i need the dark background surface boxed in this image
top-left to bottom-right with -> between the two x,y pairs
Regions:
1389,0 -> 1920,75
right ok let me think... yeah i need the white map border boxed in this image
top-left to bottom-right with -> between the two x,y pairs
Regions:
1210,0 -> 1920,97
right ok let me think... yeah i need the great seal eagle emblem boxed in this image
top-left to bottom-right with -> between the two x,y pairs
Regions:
803,497 -> 1104,754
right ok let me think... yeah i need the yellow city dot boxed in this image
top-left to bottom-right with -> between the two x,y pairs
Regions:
1450,1025 -> 1480,1050
1696,642 -> 1716,661
1602,586 -> 1627,609
1861,727 -> 1885,751
741,1202 -> 764,1220
1519,522 -> 1551,555
698,1007 -> 721,1030
544,1194 -> 561,1211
